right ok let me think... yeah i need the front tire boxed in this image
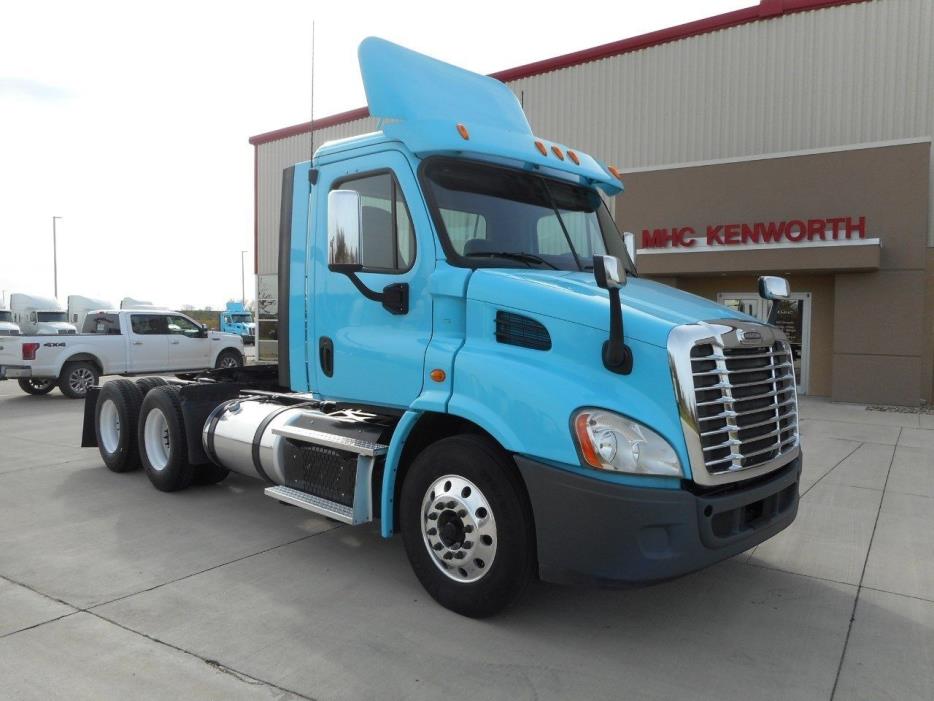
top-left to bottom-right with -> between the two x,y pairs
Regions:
215,349 -> 243,369
95,380 -> 143,473
138,385 -> 193,492
400,434 -> 536,618
17,378 -> 56,395
59,361 -> 99,399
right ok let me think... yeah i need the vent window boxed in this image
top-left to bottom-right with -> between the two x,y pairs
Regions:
495,311 -> 551,351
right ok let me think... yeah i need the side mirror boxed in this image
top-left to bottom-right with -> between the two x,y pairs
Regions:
593,255 -> 627,290
199,323 -> 209,338
758,275 -> 790,301
327,189 -> 362,271
623,232 -> 636,265
592,255 -> 632,375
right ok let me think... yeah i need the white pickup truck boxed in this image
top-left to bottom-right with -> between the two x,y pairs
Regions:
0,309 -> 245,398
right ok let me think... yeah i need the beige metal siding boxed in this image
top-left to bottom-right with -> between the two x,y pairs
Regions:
255,0 -> 934,267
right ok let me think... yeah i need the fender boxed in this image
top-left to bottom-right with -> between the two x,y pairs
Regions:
379,410 -> 422,537
54,350 -> 106,378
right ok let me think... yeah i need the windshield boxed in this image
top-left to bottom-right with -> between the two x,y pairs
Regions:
230,314 -> 252,323
423,158 -> 635,273
36,311 -> 67,322
0,311 -> 12,322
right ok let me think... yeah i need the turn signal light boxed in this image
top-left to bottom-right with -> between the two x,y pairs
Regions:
22,342 -> 40,361
551,145 -> 565,160
430,368 -> 446,383
567,150 -> 580,165
573,413 -> 601,468
534,140 -> 547,156
456,123 -> 470,140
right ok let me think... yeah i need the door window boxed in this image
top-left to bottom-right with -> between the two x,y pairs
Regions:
131,314 -> 168,335
83,313 -> 121,334
166,315 -> 201,337
335,172 -> 416,272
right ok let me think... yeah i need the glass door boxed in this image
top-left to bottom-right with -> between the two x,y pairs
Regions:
718,292 -> 811,394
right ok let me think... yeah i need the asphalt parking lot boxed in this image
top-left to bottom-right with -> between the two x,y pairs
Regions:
1,380 -> 932,701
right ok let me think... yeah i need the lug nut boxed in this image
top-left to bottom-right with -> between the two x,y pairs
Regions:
462,540 -> 473,549
427,527 -> 437,536
433,543 -> 443,551
457,509 -> 467,518
455,552 -> 466,560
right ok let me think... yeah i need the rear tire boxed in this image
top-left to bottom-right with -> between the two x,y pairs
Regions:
135,376 -> 168,396
214,349 -> 243,369
95,380 -> 143,473
17,378 -> 56,395
138,385 -> 193,492
400,434 -> 536,618
59,361 -> 99,399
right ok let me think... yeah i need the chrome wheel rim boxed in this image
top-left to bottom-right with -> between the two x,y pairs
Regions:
69,367 -> 95,394
99,399 -> 120,454
144,408 -> 170,471
420,475 -> 497,583
220,355 -> 238,368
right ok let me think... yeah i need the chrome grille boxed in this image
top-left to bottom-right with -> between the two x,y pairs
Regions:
690,340 -> 798,474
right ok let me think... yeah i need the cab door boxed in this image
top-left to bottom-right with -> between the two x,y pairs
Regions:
310,151 -> 435,407
165,314 -> 211,370
127,314 -> 170,372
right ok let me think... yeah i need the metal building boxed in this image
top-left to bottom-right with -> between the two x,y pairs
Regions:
249,0 -> 934,405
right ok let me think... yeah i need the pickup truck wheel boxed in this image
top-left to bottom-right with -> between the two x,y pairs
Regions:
215,349 -> 243,369
95,379 -> 143,473
138,385 -> 194,492
17,378 -> 56,395
135,376 -> 168,396
58,361 -> 99,399
400,434 -> 535,618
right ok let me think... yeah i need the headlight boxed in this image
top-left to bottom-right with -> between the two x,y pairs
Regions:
572,408 -> 682,477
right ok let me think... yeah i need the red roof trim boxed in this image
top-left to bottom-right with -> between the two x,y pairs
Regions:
248,0 -> 867,146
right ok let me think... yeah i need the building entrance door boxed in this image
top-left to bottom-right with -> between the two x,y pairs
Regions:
717,292 -> 811,394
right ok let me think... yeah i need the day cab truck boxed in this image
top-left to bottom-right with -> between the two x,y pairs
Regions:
68,295 -> 114,331
10,293 -> 77,335
0,308 -> 244,398
219,301 -> 255,344
80,38 -> 802,617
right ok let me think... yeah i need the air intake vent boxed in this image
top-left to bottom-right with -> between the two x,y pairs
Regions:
495,311 -> 551,351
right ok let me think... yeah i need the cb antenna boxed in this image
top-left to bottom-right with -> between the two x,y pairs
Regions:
309,20 -> 316,165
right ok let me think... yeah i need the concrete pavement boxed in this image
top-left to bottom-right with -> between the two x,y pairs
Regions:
1,383 -> 932,700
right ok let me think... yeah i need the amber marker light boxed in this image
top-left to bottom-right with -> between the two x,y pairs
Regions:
551,145 -> 565,160
573,412 -> 601,468
456,123 -> 470,140
567,149 -> 580,165
430,368 -> 446,383
534,140 -> 548,156
608,165 -> 622,180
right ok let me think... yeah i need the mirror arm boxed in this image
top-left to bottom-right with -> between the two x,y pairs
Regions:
328,264 -> 409,315
603,287 -> 633,375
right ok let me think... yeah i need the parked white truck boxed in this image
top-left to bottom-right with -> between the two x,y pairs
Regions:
120,297 -> 155,309
67,295 -> 114,330
10,294 -> 77,335
0,292 -> 21,336
0,309 -> 245,398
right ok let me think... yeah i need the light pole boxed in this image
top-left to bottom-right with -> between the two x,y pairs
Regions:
240,250 -> 248,306
52,216 -> 63,298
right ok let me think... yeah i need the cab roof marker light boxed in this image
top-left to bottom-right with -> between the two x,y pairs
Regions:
534,140 -> 548,156
567,149 -> 580,165
456,123 -> 470,140
608,165 -> 622,180
551,145 -> 565,160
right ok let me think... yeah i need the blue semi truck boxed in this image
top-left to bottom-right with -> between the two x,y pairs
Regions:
82,38 -> 801,617
219,301 -> 255,344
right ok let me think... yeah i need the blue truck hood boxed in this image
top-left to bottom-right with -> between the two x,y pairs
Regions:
467,269 -> 749,348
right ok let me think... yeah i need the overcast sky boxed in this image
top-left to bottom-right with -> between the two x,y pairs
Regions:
0,0 -> 747,310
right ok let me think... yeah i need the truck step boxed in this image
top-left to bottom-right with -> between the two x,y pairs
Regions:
264,485 -> 355,524
271,425 -> 388,456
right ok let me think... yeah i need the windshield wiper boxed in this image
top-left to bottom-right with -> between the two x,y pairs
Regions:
465,251 -> 559,270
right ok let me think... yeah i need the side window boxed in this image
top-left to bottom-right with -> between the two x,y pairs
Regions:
83,313 -> 121,335
166,315 -> 201,337
336,172 -> 416,272
130,314 -> 168,335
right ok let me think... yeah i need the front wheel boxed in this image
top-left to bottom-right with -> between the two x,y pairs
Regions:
400,434 -> 536,618
17,378 -> 56,395
214,349 -> 243,369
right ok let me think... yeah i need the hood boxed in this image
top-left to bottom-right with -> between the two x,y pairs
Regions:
37,322 -> 77,334
467,269 -> 751,348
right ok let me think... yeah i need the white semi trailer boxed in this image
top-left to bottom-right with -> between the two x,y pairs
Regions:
10,294 -> 77,335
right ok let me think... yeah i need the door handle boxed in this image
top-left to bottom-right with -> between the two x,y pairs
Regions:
319,337 -> 334,377
132,341 -> 143,346
170,340 -> 180,345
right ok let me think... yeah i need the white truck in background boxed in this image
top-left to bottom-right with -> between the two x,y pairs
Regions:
120,297 -> 156,309
0,292 -> 21,336
68,295 -> 114,330
10,294 -> 77,335
0,308 -> 245,398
